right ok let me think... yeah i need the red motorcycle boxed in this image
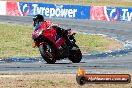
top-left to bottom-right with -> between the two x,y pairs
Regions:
32,25 -> 82,64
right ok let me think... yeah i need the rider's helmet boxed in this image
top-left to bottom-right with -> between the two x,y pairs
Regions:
32,14 -> 44,27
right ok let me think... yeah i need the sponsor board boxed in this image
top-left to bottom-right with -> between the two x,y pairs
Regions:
90,6 -> 132,21
18,2 -> 90,19
6,1 -> 21,16
0,1 -> 131,21
90,6 -> 108,21
0,1 -> 6,15
107,7 -> 132,21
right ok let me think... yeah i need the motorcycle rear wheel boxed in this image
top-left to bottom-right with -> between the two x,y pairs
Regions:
39,43 -> 57,64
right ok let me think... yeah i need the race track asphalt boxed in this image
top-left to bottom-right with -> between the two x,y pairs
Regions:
0,15 -> 132,74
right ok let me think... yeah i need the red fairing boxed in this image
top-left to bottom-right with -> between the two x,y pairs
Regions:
55,37 -> 65,49
32,21 -> 65,49
41,21 -> 49,30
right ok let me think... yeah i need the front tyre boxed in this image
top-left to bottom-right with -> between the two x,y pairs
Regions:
69,49 -> 82,63
39,44 -> 56,64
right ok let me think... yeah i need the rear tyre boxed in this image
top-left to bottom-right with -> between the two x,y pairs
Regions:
39,43 -> 57,64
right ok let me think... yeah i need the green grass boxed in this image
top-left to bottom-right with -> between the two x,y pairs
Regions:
0,23 -> 122,58
13,0 -> 132,7
0,23 -> 40,58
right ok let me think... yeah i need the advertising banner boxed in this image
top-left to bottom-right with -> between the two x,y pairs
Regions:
90,6 -> 108,21
17,2 -> 90,19
90,6 -> 132,21
6,1 -> 21,16
107,7 -> 132,21
0,1 -> 131,21
0,1 -> 6,15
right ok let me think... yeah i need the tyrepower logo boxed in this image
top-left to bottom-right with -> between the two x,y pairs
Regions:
32,4 -> 77,18
106,7 -> 132,21
76,67 -> 131,85
20,3 -> 77,18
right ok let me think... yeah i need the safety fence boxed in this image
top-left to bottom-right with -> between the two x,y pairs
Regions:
0,1 -> 132,21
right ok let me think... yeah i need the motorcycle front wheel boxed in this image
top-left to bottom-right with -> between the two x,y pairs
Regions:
39,43 -> 57,64
68,45 -> 82,63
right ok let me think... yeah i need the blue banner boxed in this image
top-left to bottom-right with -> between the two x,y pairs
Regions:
106,7 -> 132,21
19,2 -> 90,19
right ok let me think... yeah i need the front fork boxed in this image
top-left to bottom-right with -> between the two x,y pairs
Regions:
32,41 -> 45,48
32,41 -> 37,48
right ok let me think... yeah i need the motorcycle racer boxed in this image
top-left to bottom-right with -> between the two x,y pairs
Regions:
32,14 -> 75,50
32,14 -> 82,64
32,14 -> 51,31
